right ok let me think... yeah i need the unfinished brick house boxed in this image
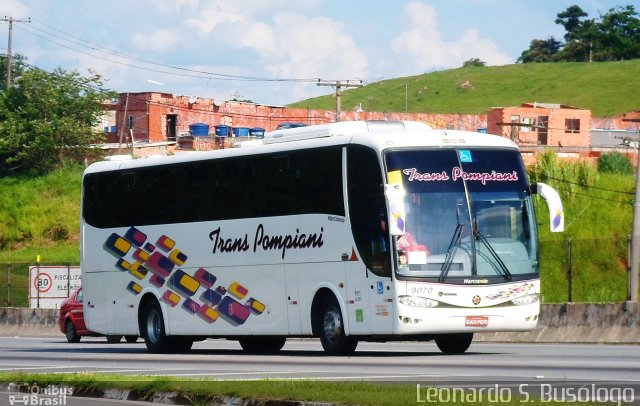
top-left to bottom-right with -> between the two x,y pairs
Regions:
487,103 -> 591,148
104,91 -> 488,146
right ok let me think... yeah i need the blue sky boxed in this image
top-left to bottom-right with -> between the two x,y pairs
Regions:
0,0 -> 628,105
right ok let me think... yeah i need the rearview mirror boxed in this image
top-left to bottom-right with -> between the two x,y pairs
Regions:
531,182 -> 564,232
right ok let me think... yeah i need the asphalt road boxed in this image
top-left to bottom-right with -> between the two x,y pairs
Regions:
0,336 -> 638,403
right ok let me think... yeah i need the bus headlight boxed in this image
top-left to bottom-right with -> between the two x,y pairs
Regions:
511,294 -> 539,306
398,295 -> 439,308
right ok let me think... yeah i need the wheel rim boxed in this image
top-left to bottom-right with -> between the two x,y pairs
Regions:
323,306 -> 342,343
146,309 -> 161,344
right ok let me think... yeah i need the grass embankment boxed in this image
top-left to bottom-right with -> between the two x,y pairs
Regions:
0,165 -> 81,262
290,61 -> 640,117
536,171 -> 634,303
0,163 -> 635,304
0,373 -> 590,406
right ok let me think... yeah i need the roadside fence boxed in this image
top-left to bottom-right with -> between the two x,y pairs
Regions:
0,262 -> 79,308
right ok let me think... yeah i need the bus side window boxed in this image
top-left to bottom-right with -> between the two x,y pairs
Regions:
347,146 -> 391,277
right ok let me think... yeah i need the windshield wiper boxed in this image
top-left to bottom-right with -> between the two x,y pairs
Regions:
473,228 -> 512,281
438,224 -> 465,282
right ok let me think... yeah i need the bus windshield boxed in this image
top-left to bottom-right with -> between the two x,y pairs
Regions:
385,148 -> 538,283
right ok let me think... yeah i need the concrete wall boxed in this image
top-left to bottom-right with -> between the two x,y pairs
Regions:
476,303 -> 640,343
2,304 -> 639,342
0,307 -> 60,336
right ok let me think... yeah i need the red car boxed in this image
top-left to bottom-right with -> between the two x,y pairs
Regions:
58,287 -> 138,344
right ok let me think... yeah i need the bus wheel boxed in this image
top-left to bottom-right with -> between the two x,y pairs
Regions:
435,333 -> 473,354
142,300 -> 171,353
319,296 -> 357,355
239,337 -> 286,354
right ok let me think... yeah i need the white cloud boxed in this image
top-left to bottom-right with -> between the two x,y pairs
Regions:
154,3 -> 369,102
184,3 -> 247,34
391,1 -> 511,72
131,29 -> 182,53
152,0 -> 199,16
0,0 -> 30,19
236,22 -> 277,57
256,11 -> 369,102
176,2 -> 369,80
265,12 -> 368,79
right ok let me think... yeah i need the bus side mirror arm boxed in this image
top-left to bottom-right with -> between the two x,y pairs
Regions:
384,184 -> 406,236
530,182 -> 565,232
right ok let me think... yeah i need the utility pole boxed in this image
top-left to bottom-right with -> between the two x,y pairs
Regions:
621,114 -> 640,302
1,16 -> 31,89
317,79 -> 363,122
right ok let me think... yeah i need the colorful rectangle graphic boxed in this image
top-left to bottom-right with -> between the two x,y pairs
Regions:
104,229 -> 265,328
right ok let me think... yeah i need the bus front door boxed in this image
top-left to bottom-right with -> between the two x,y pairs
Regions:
344,260 -> 371,334
368,275 -> 393,334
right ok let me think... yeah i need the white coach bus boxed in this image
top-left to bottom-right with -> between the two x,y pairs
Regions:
81,120 -> 563,355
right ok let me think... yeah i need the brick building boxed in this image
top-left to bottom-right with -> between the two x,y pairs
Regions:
103,93 -> 639,166
102,92 -> 490,150
487,103 -> 591,148
106,92 -> 326,145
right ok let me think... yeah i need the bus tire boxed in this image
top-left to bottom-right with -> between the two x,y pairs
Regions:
239,336 -> 286,354
142,300 -> 172,353
435,333 -> 473,354
319,295 -> 357,355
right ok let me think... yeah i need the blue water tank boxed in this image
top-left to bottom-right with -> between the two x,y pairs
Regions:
189,123 -> 210,136
233,127 -> 250,137
214,125 -> 230,137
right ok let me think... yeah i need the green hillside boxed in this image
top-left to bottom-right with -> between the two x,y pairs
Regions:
290,61 -> 640,117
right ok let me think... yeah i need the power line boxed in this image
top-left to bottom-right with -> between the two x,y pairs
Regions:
20,18 -> 321,84
568,190 -> 633,205
13,60 -> 335,124
542,175 -> 634,195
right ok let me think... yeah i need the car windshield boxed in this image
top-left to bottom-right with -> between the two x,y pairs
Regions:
385,148 -> 538,283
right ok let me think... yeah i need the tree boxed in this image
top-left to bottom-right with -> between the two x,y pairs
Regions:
596,5 -> 640,61
553,19 -> 599,61
462,58 -> 486,68
555,5 -> 589,41
0,67 -> 115,173
0,53 -> 29,92
597,152 -> 634,175
518,4 -> 640,63
517,37 -> 562,63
